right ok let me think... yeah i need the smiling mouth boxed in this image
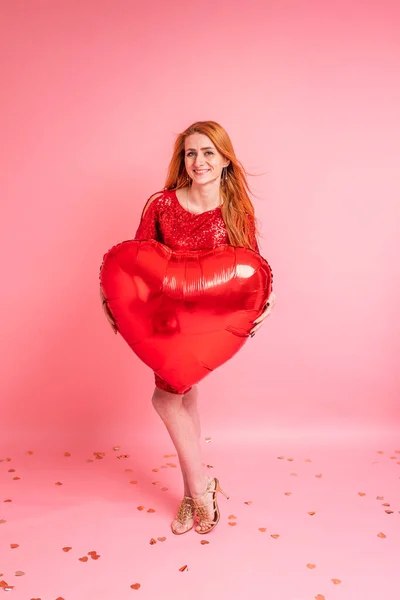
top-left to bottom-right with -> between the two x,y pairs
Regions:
193,169 -> 210,174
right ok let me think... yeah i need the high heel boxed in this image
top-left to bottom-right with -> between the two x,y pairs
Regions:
171,495 -> 195,535
191,477 -> 229,534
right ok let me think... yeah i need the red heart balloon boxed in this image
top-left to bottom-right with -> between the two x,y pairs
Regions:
99,240 -> 272,393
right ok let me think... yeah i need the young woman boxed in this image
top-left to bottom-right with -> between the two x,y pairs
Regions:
100,120 -> 275,535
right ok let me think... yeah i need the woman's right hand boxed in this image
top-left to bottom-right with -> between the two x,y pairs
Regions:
100,286 -> 118,334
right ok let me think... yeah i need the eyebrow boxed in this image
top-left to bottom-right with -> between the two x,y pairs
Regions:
185,147 -> 215,151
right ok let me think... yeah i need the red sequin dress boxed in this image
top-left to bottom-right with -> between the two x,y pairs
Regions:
134,188 -> 259,395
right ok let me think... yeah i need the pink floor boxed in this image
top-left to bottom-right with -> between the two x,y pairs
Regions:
1,432 -> 399,600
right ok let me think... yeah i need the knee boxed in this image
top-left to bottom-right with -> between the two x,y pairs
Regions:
182,384 -> 198,407
151,387 -> 183,415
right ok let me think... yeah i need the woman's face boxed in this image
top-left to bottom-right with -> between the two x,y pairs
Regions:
184,132 -> 229,186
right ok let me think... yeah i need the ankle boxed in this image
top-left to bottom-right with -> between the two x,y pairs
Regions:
191,475 -> 211,498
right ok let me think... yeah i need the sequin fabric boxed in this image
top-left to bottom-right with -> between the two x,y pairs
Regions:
134,188 -> 260,394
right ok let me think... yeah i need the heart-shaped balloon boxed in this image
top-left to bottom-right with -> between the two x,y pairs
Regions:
99,240 -> 272,393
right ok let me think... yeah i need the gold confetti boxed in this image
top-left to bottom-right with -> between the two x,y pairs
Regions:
0,582 -> 13,590
228,514 -> 237,520
15,571 -> 25,577
332,579 -> 342,585
382,503 -> 390,507
152,468 -> 159,472
200,540 -> 210,545
93,452 -> 105,459
277,456 -> 285,460
0,520 -> 7,524
86,459 -> 94,463
284,492 -> 292,496
315,474 -> 323,478
129,481 -> 138,485
8,469 -> 16,473
55,482 -> 63,486
376,496 -> 384,500
244,501 -> 252,505
152,481 -> 159,485
271,534 -> 280,539
131,583 -> 141,590
26,451 -> 34,455
10,544 -> 19,549
64,452 -> 71,457
161,487 -> 169,492
228,522 -> 237,526
157,537 -> 166,542
306,564 -> 316,569
13,477 -> 21,481
304,459 -> 312,462
205,437 -> 211,442
163,454 -> 177,458
62,547 -> 72,552
376,450 -> 384,454
287,458 -> 294,461
385,510 -> 394,514
207,464 -> 214,469
315,595 -> 326,600
166,462 -> 177,468
149,538 -> 157,545
137,506 -> 145,511
79,556 -> 89,562
147,509 -> 156,513
258,528 -> 267,532
358,492 -> 366,496
90,554 -> 100,560
117,454 -> 130,459
179,565 -> 188,571
377,532 -> 386,538
308,512 -> 316,516
4,499 -> 12,503
113,446 -> 120,451
125,468 -> 133,472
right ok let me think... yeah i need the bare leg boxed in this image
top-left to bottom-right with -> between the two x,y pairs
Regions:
151,385 -> 208,533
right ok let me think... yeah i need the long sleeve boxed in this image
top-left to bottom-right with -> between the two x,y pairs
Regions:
248,214 -> 259,253
134,195 -> 161,242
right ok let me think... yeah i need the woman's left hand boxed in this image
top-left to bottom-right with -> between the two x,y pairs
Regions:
250,291 -> 276,336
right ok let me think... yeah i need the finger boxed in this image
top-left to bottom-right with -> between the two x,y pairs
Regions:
250,323 -> 263,335
253,309 -> 271,325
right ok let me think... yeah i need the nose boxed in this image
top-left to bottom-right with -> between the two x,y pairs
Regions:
194,154 -> 205,167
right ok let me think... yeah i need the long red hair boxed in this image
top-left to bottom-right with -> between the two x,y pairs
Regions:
164,121 -> 259,249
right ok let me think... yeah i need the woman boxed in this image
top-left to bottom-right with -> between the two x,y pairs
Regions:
100,120 -> 275,536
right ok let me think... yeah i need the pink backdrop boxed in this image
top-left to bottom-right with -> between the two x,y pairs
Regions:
1,2 -> 399,599
1,0 -> 398,447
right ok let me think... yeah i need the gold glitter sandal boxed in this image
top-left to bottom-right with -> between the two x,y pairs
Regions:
192,477 -> 230,534
171,495 -> 195,535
